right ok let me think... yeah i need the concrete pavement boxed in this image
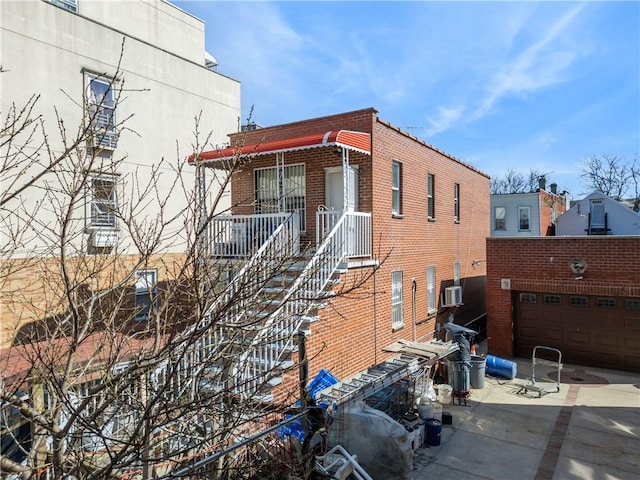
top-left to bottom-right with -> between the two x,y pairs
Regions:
412,355 -> 640,480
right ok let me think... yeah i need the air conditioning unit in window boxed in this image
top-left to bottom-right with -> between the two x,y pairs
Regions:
443,286 -> 463,307
92,130 -> 118,150
90,230 -> 118,248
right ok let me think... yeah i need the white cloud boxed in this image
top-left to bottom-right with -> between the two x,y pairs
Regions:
425,106 -> 464,137
473,4 -> 585,119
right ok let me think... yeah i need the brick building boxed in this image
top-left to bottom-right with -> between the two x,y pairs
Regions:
194,107 -> 490,386
486,236 -> 640,372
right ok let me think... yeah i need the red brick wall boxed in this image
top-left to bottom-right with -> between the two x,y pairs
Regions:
539,191 -> 568,236
486,236 -> 640,357
229,109 -> 491,382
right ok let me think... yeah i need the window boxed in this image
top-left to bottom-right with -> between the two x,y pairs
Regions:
392,161 -> 402,215
569,296 -> 588,307
454,183 -> 460,222
255,164 -> 306,230
597,297 -> 616,309
625,298 -> 640,311
49,0 -> 77,12
427,265 -> 436,313
544,295 -> 561,305
519,293 -> 536,303
427,174 -> 435,220
86,74 -> 117,150
391,271 -> 403,329
494,207 -> 506,230
589,199 -> 605,228
89,175 -> 117,228
518,206 -> 530,231
135,269 -> 158,321
454,260 -> 460,287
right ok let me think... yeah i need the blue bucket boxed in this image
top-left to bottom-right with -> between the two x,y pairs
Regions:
425,418 -> 442,446
485,355 -> 517,379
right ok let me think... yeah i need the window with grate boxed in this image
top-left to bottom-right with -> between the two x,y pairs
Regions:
255,164 -> 306,230
392,271 -> 404,329
49,0 -> 77,12
86,74 -> 118,150
89,175 -> 118,228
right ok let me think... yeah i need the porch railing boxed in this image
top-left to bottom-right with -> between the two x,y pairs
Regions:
209,212 -> 298,258
317,209 -> 372,259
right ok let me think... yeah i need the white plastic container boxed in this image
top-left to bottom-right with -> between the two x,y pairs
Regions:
437,384 -> 453,405
417,397 -> 434,419
432,401 -> 443,422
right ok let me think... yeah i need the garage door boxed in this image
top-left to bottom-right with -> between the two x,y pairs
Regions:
514,292 -> 640,372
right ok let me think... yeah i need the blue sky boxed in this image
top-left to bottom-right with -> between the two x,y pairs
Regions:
174,1 -> 639,198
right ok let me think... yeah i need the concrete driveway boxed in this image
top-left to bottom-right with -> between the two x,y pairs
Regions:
412,356 -> 640,480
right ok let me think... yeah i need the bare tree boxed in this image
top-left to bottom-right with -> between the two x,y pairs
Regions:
490,168 -> 549,194
0,58 -> 378,479
580,153 -> 639,210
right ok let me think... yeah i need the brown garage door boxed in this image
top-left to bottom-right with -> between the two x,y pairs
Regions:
514,292 -> 640,372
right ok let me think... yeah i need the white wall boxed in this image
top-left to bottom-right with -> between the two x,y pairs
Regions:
490,193 -> 542,237
1,0 -> 240,256
556,192 -> 640,236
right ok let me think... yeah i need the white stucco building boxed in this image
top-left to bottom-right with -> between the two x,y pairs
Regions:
1,0 -> 240,256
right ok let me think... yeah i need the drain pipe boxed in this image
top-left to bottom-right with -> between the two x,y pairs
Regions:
412,278 -> 417,341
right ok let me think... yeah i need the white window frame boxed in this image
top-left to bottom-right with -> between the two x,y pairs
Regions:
49,0 -> 77,12
454,183 -> 460,222
255,163 -> 306,231
392,161 -> 402,215
88,174 -> 118,229
391,271 -> 404,329
427,265 -> 436,313
85,73 -> 118,150
518,206 -> 531,231
135,269 -> 158,321
495,206 -> 506,230
427,174 -> 435,220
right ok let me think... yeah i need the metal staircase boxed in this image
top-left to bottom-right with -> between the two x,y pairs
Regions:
181,211 -> 356,402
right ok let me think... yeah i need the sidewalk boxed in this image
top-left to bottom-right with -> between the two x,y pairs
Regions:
412,356 -> 640,480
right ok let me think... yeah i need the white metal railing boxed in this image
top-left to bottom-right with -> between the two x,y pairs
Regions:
317,209 -> 372,259
174,210 -> 370,399
209,212 -> 297,257
240,212 -> 356,393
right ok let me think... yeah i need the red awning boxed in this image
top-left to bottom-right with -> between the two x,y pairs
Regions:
188,130 -> 371,165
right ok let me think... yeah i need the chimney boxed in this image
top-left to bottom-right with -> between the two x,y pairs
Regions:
538,176 -> 546,191
550,183 -> 557,194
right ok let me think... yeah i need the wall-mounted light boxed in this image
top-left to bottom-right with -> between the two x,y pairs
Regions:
472,259 -> 486,267
570,258 -> 587,280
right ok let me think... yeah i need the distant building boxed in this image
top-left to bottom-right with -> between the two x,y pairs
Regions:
490,179 -> 568,237
556,191 -> 640,236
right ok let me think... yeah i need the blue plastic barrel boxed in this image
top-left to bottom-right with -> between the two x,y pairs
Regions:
485,355 -> 517,379
425,419 -> 442,446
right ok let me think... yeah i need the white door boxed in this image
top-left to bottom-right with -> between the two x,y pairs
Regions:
324,166 -> 358,255
325,166 -> 358,211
